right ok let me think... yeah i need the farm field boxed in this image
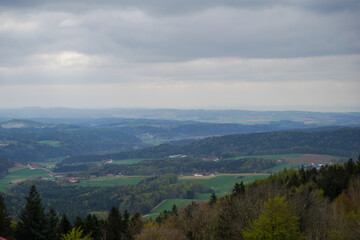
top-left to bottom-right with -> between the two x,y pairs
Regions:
225,153 -> 304,161
150,199 -> 193,214
32,157 -> 66,166
77,176 -> 146,187
179,174 -> 269,193
261,163 -> 305,173
111,158 -> 153,165
0,168 -> 51,192
142,138 -> 168,146
38,140 -> 61,147
225,153 -> 341,164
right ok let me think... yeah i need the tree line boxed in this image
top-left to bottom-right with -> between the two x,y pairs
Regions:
1,158 -> 359,240
83,157 -> 276,176
4,174 -> 208,220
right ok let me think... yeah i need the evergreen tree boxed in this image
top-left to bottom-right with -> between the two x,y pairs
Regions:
122,210 -> 131,240
16,185 -> 47,240
0,193 -> 12,238
46,207 -> 59,240
171,204 -> 178,216
73,216 -> 83,230
84,214 -> 100,240
128,213 -> 143,238
209,193 -> 217,205
106,206 -> 122,240
57,214 -> 72,237
232,182 -> 245,196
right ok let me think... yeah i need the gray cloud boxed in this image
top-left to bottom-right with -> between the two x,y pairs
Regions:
0,0 -> 359,110
0,4 -> 359,66
1,0 -> 360,14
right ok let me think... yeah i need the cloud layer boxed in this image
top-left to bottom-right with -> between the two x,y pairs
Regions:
0,0 -> 359,110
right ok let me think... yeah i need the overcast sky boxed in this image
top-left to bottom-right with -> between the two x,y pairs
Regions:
0,0 -> 359,111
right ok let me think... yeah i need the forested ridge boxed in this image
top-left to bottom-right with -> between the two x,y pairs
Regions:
0,126 -> 140,162
1,158 -> 359,239
4,174 -> 208,220
83,157 -> 276,176
64,127 -> 360,164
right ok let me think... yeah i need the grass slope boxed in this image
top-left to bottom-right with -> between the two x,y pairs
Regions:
111,159 -> 152,165
179,174 -> 269,193
38,140 -> 61,147
0,168 -> 50,192
261,163 -> 305,173
151,199 -> 193,215
225,153 -> 304,160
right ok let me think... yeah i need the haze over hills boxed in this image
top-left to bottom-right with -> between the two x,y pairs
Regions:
0,107 -> 360,125
62,127 -> 360,165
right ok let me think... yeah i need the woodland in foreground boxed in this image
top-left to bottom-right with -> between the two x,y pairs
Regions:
1,158 -> 359,240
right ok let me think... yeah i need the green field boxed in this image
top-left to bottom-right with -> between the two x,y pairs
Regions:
77,176 -> 145,187
0,168 -> 51,192
111,159 -> 152,165
32,156 -> 66,166
38,140 -> 61,147
225,153 -> 304,161
262,163 -> 305,173
179,174 -> 269,193
151,199 -> 193,215
142,138 -> 168,146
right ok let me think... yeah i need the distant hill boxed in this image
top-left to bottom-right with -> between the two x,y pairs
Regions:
0,119 -> 55,129
1,107 -> 359,125
63,127 -> 360,164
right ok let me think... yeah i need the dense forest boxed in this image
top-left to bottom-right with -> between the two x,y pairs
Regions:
0,156 -> 14,178
63,127 -> 360,164
0,118 -> 327,165
4,174 -> 208,220
82,157 -> 277,176
0,126 -> 140,162
1,158 -> 359,240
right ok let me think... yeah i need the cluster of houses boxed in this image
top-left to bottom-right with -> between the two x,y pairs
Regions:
193,172 -> 215,177
102,159 -> 113,164
28,164 -> 47,169
302,162 -> 332,170
169,154 -> 187,159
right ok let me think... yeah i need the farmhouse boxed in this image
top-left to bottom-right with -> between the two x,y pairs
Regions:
67,177 -> 79,183
102,159 -> 113,164
169,154 -> 187,159
194,173 -> 203,177
29,164 -> 45,169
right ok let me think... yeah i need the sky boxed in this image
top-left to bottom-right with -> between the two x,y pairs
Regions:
0,0 -> 359,111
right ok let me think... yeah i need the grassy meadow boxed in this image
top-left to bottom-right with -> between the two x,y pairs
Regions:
179,174 -> 269,193
38,140 -> 61,147
0,168 -> 51,192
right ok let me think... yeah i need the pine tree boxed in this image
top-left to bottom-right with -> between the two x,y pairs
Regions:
122,210 -> 131,240
46,207 -> 59,240
171,204 -> 178,216
0,193 -> 12,238
128,213 -> 143,238
16,185 -> 47,240
73,216 -> 83,230
57,214 -> 72,237
232,181 -> 245,196
209,193 -> 217,205
84,214 -> 100,240
106,206 -> 122,240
